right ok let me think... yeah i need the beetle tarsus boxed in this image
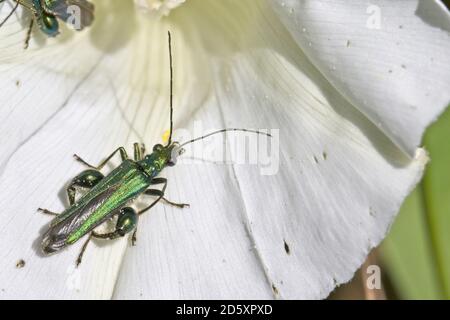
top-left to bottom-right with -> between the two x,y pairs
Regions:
74,147 -> 129,170
76,233 -> 93,268
162,197 -> 190,209
24,18 -> 34,50
73,154 -> 95,168
38,208 -> 59,216
131,230 -> 137,246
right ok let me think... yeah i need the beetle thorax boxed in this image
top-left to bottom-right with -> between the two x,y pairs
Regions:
138,152 -> 168,178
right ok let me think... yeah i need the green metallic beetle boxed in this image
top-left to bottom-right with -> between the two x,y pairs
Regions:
0,0 -> 94,48
39,32 -> 271,266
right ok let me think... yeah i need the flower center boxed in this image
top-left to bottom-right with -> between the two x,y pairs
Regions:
135,0 -> 186,16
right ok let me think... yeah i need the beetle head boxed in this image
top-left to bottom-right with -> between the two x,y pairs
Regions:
151,142 -> 185,167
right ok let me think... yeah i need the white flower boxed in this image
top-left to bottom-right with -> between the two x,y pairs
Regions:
135,0 -> 186,16
0,0 -> 448,299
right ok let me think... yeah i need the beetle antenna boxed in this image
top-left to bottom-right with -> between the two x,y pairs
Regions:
0,0 -> 20,29
167,30 -> 174,146
179,128 -> 272,148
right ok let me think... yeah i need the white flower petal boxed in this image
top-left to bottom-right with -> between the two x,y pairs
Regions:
0,0 -> 445,300
0,68 -> 129,299
270,0 -> 450,156
0,0 -> 141,299
113,1 -> 431,299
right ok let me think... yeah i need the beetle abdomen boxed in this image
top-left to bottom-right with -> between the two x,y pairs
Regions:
41,160 -> 151,254
41,185 -> 120,254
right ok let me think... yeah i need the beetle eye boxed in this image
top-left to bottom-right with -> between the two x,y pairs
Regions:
167,160 -> 176,167
153,144 -> 163,152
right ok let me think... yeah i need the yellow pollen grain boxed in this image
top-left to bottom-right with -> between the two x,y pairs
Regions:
162,130 -> 170,143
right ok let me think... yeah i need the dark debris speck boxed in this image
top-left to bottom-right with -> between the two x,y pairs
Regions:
284,240 -> 291,255
16,259 -> 25,269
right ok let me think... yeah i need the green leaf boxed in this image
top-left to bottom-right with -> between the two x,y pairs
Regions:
381,106 -> 450,299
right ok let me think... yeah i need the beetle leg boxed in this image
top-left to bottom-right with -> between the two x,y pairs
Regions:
132,190 -> 165,244
137,190 -> 164,215
38,170 -> 104,215
24,18 -> 34,49
93,207 -> 138,239
67,169 -> 104,205
131,230 -> 137,246
0,0 -> 19,29
137,178 -> 167,215
76,233 -> 93,267
92,207 -> 138,245
73,147 -> 128,170
145,189 -> 164,196
37,208 -> 59,216
145,177 -> 190,208
133,143 -> 142,161
162,197 -> 190,208
76,207 -> 138,266
145,189 -> 189,208
150,177 -> 167,185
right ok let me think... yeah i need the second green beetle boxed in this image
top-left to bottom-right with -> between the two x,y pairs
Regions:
0,0 -> 94,48
40,32 -> 271,266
